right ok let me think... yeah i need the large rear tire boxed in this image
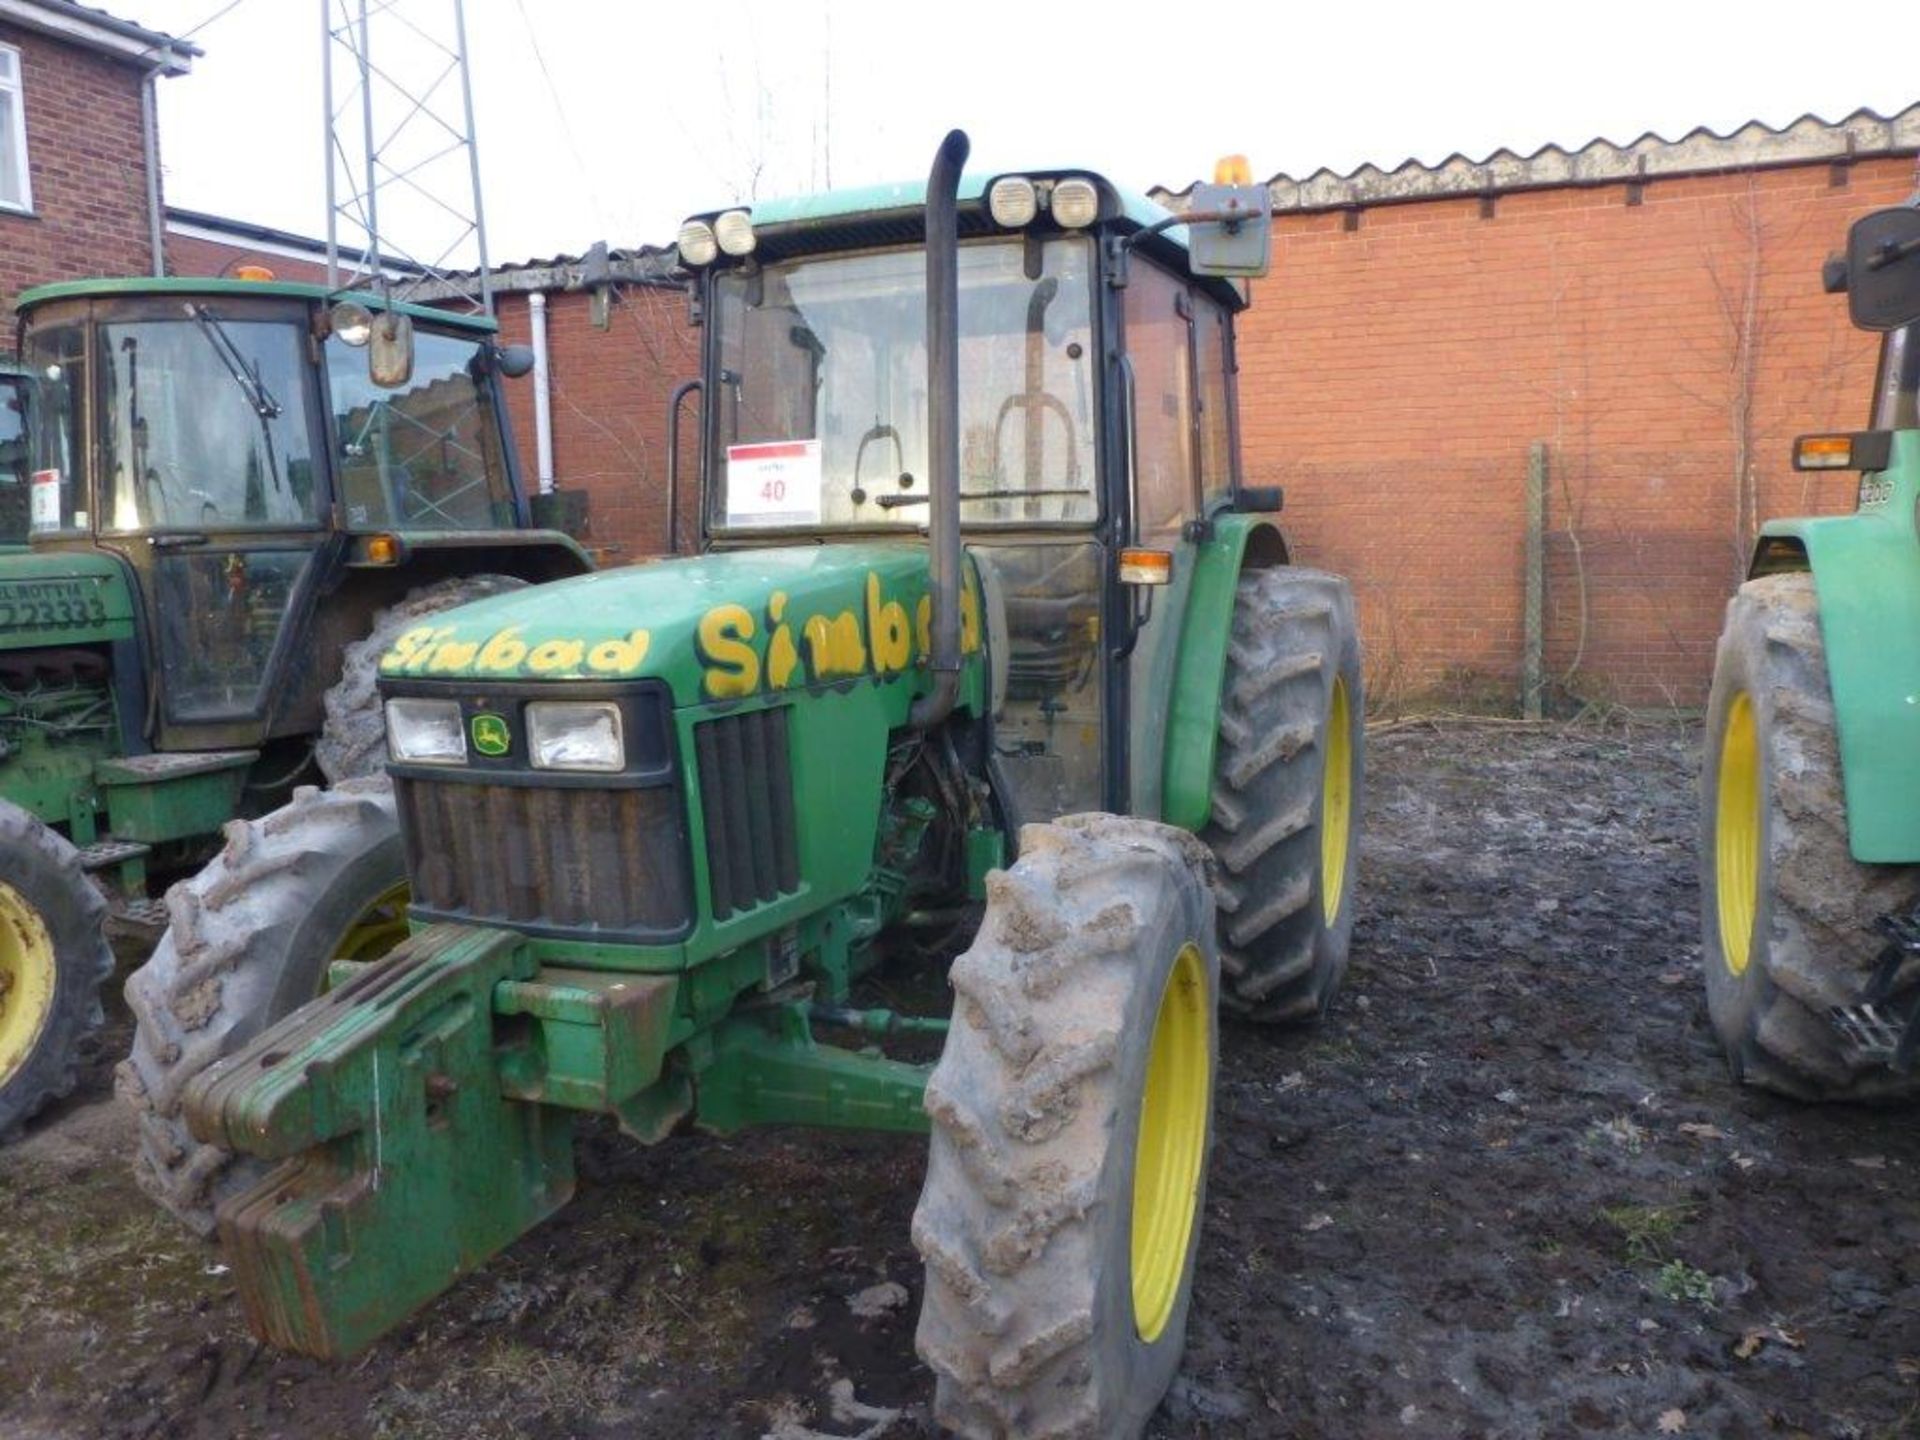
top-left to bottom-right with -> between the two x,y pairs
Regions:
117,782 -> 408,1232
316,573 -> 528,783
914,813 -> 1219,1440
1199,567 -> 1364,1022
1700,572 -> 1920,1100
0,801 -> 111,1140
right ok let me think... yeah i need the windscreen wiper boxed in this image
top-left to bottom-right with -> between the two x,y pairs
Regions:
876,488 -> 1086,508
186,302 -> 285,506
186,304 -> 282,421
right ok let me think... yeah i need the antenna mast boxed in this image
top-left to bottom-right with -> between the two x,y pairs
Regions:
321,0 -> 493,314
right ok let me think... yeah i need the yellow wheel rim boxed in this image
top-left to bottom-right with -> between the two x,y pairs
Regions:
334,880 -> 411,968
1320,675 -> 1354,925
1715,692 -> 1762,977
0,880 -> 57,1083
319,880 -> 411,996
1131,942 -> 1210,1344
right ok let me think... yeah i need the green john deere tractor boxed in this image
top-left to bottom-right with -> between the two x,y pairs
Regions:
1700,196 -> 1920,1099
134,133 -> 1365,1436
0,275 -> 591,1140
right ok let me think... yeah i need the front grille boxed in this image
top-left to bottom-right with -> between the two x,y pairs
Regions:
694,707 -> 799,919
394,777 -> 691,940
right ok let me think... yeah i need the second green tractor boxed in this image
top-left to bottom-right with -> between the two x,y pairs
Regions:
1700,195 -> 1920,1100
128,133 -> 1365,1436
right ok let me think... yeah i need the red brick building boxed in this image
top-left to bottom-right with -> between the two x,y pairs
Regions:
1159,106 -> 1920,710
173,105 -> 1920,709
0,1 -> 194,308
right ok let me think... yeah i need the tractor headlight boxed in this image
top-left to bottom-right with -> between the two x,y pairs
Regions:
527,701 -> 625,772
329,300 -> 373,347
1051,177 -> 1099,228
714,209 -> 756,256
677,219 -> 718,266
385,698 -> 466,765
988,176 -> 1037,228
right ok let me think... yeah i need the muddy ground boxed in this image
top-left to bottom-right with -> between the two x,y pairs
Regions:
6,723 -> 1920,1439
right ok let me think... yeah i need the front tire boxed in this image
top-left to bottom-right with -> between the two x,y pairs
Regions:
1200,567 -> 1364,1022
914,813 -> 1219,1439
1700,572 -> 1920,1100
117,782 -> 408,1232
0,801 -> 111,1139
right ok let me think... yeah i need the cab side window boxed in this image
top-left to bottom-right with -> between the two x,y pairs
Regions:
1193,292 -> 1234,507
1123,262 -> 1194,543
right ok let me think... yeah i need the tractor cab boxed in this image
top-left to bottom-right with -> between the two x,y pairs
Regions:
672,163 -> 1281,830
11,278 -> 587,757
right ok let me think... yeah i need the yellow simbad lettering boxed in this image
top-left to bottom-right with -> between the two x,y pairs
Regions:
766,592 -> 802,689
699,604 -> 760,697
527,638 -> 587,674
383,623 -> 449,674
477,625 -> 529,671
693,570 -> 978,699
587,630 -> 650,674
915,582 -> 985,660
803,609 -> 866,679
866,572 -> 912,673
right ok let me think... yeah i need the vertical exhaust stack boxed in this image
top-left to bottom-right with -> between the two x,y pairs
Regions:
911,128 -> 970,731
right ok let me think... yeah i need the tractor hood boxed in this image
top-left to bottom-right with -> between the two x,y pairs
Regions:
379,542 -> 981,708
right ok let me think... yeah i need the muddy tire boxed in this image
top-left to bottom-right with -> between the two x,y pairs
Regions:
0,801 -> 111,1140
117,782 -> 407,1232
1700,572 -> 1920,1100
914,813 -> 1219,1439
1199,566 -> 1363,1022
316,574 -> 528,783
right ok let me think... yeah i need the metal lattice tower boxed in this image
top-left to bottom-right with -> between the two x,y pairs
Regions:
322,0 -> 492,313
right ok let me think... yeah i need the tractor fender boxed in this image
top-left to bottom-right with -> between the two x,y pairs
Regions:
373,528 -> 594,585
1160,513 -> 1289,832
1747,428 -> 1920,861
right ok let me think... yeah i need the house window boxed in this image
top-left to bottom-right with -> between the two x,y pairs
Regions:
0,45 -> 31,213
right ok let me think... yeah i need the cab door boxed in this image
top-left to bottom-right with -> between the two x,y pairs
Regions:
93,302 -> 331,741
1118,260 -> 1223,819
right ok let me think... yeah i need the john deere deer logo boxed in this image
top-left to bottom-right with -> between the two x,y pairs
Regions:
470,712 -> 510,757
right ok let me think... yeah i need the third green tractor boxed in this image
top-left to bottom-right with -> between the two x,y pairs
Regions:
1701,195 -> 1920,1099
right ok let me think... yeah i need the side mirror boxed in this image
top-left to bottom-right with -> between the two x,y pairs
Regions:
369,310 -> 415,388
495,344 -> 535,378
1186,179 -> 1272,279
1843,206 -> 1920,331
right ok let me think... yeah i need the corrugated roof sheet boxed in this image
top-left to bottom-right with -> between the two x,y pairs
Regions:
1151,103 -> 1920,214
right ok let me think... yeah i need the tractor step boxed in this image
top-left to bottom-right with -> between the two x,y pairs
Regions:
77,838 -> 152,872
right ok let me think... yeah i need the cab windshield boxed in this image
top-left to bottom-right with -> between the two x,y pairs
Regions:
709,236 -> 1097,531
100,312 -> 319,531
325,328 -> 517,531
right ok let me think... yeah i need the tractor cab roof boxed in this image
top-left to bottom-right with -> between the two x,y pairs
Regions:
14,277 -> 498,334
684,167 -> 1246,309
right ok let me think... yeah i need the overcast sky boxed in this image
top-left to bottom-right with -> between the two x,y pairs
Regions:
134,0 -> 1918,268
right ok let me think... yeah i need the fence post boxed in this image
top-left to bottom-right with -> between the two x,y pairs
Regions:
1524,442 -> 1547,719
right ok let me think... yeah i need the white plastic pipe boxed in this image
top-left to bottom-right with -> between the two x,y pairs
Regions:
528,290 -> 555,494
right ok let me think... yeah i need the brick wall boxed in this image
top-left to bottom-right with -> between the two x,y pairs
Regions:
491,284 -> 700,559
0,23 -> 154,309
1243,156 -> 1918,709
